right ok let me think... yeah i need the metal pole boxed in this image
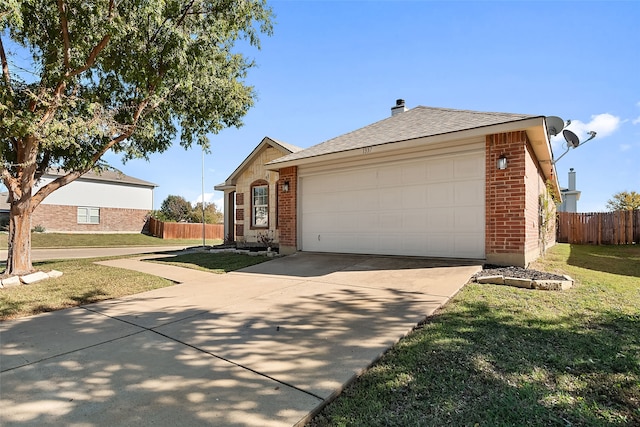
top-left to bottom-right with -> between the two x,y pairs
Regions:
202,147 -> 206,248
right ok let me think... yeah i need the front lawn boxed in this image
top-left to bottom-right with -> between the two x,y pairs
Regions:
309,244 -> 640,426
0,232 -> 218,248
0,252 -> 269,320
143,251 -> 270,273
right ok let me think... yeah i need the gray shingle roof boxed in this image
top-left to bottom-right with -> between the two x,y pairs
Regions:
45,168 -> 157,187
268,106 -> 540,165
269,138 -> 303,154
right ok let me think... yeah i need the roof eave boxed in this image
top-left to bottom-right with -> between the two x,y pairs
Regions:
267,117 -> 547,170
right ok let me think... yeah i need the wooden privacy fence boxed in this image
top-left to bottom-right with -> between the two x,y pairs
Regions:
557,210 -> 640,245
147,217 -> 224,240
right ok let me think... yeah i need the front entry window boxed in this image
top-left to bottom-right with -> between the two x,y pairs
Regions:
252,185 -> 268,227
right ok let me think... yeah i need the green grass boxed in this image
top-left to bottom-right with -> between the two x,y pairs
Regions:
144,251 -> 271,273
0,257 -> 173,320
309,244 -> 640,427
0,232 -> 218,248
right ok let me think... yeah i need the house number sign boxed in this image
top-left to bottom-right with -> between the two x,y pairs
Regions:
362,146 -> 373,155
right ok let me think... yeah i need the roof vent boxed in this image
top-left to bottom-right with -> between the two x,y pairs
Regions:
391,99 -> 407,116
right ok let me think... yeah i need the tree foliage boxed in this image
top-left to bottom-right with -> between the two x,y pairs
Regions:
191,201 -> 224,224
158,195 -> 192,222
0,0 -> 272,274
606,191 -> 640,211
152,195 -> 223,224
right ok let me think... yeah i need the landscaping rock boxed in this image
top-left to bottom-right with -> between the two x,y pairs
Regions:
2,275 -> 22,288
504,277 -> 532,289
47,270 -> 64,279
475,275 -> 504,285
532,279 -> 573,291
21,271 -> 51,284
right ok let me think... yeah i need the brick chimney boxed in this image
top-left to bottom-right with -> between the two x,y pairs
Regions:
391,99 -> 407,116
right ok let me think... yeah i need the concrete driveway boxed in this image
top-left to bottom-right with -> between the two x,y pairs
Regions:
0,252 -> 481,426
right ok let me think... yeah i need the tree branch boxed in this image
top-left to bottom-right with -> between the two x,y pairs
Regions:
31,95 -> 151,208
0,35 -> 12,89
66,34 -> 111,80
57,0 -> 72,70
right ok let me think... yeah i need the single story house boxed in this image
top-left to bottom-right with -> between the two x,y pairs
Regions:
215,137 -> 303,244
216,100 -> 560,267
28,169 -> 157,233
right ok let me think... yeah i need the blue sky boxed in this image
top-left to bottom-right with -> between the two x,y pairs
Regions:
5,1 -> 640,213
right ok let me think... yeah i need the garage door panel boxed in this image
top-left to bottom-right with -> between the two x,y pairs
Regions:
402,163 -> 427,185
454,206 -> 484,231
426,234 -> 454,257
454,180 -> 484,206
454,155 -> 484,179
454,233 -> 484,258
427,182 -> 455,207
402,186 -> 426,208
427,159 -> 454,182
427,208 -> 455,231
378,166 -> 402,187
403,210 -> 428,230
301,151 -> 484,259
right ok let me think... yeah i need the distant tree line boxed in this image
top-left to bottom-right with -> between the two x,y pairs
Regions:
151,195 -> 223,224
606,191 -> 640,211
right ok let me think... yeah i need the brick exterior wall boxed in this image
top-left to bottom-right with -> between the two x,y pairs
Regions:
485,130 -> 554,266
235,193 -> 244,237
277,166 -> 298,254
31,204 -> 149,233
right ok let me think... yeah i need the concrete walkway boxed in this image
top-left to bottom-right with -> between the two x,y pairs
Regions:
0,245 -> 191,263
0,252 -> 481,426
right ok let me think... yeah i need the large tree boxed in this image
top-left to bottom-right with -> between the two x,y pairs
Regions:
606,191 -> 640,211
0,0 -> 272,275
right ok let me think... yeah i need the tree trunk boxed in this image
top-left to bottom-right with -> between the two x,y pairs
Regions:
6,195 -> 34,276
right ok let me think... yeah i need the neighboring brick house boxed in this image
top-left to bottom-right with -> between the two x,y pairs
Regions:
214,137 -> 302,245
0,192 -> 9,229
28,169 -> 157,233
217,101 -> 560,267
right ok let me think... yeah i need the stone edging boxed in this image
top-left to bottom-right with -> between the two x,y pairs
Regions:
0,270 -> 64,288
475,274 -> 574,291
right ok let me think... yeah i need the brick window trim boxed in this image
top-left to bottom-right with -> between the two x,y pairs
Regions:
250,179 -> 269,230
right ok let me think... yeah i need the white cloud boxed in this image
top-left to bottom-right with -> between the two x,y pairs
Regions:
569,113 -> 621,139
192,192 -> 215,205
213,197 -> 225,211
551,113 -> 621,151
633,116 -> 640,125
620,144 -> 632,152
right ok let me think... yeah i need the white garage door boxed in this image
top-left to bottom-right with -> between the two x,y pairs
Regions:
300,151 -> 485,259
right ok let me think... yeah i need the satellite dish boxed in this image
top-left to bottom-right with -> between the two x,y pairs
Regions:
563,129 -> 580,148
546,116 -> 565,136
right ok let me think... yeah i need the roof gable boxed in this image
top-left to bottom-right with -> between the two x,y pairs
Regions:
269,106 -> 540,165
215,137 -> 302,189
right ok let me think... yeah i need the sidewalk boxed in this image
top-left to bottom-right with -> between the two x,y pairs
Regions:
0,253 -> 481,426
